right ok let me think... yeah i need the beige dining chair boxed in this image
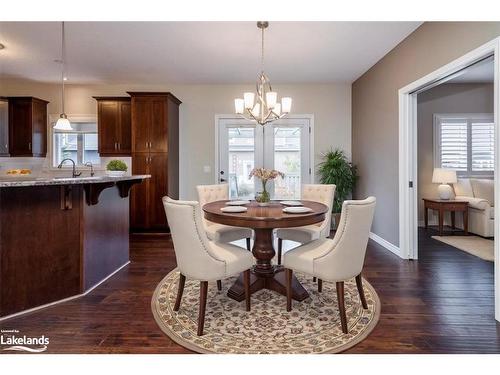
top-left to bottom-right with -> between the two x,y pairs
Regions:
276,184 -> 336,265
197,183 -> 253,251
162,196 -> 254,336
283,197 -> 376,334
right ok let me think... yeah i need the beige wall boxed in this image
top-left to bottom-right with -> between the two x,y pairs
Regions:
417,83 -> 494,222
352,22 -> 500,246
0,79 -> 351,199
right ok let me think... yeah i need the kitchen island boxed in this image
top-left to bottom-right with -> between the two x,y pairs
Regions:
0,175 -> 149,319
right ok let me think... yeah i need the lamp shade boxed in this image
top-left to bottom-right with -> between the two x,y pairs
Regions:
432,168 -> 457,184
53,116 -> 72,131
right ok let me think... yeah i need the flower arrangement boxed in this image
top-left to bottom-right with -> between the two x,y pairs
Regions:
249,167 -> 285,205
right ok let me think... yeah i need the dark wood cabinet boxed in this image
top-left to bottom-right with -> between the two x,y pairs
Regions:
129,92 -> 181,232
0,99 -> 8,156
8,97 -> 48,157
94,97 -> 131,156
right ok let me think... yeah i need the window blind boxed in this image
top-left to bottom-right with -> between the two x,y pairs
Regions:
440,121 -> 468,171
471,121 -> 494,171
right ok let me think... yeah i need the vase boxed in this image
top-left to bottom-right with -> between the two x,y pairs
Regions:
255,180 -> 271,206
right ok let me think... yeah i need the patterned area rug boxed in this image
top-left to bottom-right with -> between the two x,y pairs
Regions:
151,269 -> 380,353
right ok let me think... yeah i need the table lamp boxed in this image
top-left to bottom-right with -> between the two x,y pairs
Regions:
432,168 -> 457,200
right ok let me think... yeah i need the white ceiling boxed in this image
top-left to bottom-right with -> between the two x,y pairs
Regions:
447,56 -> 494,83
0,21 -> 422,84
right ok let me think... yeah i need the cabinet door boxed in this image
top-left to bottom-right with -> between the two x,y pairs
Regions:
31,100 -> 47,157
98,101 -> 119,155
131,98 -> 151,153
130,154 -> 150,230
118,101 -> 131,154
9,99 -> 32,156
148,153 -> 169,229
149,98 -> 168,153
0,100 -> 8,156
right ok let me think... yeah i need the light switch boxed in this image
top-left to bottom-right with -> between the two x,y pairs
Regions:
203,165 -> 211,173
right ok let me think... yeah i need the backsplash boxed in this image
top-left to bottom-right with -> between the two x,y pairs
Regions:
0,156 -> 132,177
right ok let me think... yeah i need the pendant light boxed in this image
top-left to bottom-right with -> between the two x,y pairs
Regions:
234,22 -> 292,126
54,21 -> 72,131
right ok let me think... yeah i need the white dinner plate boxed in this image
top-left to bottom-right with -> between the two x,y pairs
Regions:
221,206 -> 248,213
226,200 -> 251,206
283,207 -> 313,214
279,200 -> 303,206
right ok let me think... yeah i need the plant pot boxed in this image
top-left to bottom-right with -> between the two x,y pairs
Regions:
106,170 -> 126,177
331,212 -> 342,230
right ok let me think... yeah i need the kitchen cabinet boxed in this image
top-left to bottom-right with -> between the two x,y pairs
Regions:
94,97 -> 131,156
129,92 -> 181,232
8,97 -> 49,157
130,153 -> 168,230
0,99 -> 8,156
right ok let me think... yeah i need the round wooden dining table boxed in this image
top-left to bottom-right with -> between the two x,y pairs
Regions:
202,200 -> 328,302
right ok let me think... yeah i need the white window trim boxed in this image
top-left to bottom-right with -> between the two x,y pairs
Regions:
48,114 -> 103,171
433,113 -> 494,178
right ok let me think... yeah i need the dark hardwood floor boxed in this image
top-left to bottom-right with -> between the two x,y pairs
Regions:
1,228 -> 499,353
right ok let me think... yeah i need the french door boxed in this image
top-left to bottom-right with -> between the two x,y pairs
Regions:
217,116 -> 312,200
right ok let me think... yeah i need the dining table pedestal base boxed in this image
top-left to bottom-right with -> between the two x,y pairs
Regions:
227,266 -> 309,302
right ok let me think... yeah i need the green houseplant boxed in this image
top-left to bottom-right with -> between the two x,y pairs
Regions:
106,159 -> 128,177
317,149 -> 358,228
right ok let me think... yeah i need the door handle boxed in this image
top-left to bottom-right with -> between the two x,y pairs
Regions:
28,142 -> 31,150
118,142 -> 120,150
220,178 -> 226,182
114,142 -> 117,150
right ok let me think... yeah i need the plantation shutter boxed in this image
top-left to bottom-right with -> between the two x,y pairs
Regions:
440,120 -> 468,171
471,120 -> 494,171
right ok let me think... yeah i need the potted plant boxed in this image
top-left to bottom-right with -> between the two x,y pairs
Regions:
317,149 -> 358,229
249,167 -> 285,206
106,159 -> 128,177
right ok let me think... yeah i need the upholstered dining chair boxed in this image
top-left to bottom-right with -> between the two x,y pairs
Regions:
275,184 -> 336,265
283,196 -> 376,334
197,183 -> 253,251
162,197 -> 254,336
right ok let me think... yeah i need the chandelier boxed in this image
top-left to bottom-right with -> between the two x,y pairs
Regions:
234,21 -> 292,126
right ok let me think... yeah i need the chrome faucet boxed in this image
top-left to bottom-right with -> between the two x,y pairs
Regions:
84,162 -> 95,177
58,158 -> 82,178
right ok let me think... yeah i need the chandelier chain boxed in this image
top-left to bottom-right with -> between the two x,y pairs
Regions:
61,21 -> 66,114
261,25 -> 264,72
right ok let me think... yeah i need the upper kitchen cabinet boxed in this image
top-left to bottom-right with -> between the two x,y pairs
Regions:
0,99 -> 8,156
8,97 -> 49,157
94,97 -> 131,156
128,92 -> 181,154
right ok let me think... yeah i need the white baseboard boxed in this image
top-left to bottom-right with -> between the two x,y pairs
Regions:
0,261 -> 130,322
369,232 -> 401,257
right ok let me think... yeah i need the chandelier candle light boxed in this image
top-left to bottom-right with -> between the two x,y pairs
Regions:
54,21 -> 72,131
234,22 -> 292,126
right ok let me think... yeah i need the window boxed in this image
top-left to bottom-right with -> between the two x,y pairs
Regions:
434,113 -> 494,176
52,121 -> 100,167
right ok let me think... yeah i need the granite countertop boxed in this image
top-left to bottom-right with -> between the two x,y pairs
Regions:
0,174 -> 151,188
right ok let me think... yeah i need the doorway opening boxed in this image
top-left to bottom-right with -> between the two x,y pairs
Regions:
399,38 -> 500,321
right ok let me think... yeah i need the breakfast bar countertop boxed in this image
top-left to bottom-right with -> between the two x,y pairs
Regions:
0,174 -> 151,188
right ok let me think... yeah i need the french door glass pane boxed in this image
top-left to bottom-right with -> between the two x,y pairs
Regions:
228,127 -> 255,199
273,127 -> 301,200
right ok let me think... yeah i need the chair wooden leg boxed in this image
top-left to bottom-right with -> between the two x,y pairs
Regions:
355,274 -> 368,309
244,270 -> 251,311
217,280 -> 222,291
286,268 -> 293,312
318,279 -> 323,293
197,281 -> 208,336
313,277 -> 317,282
174,273 -> 186,312
246,238 -> 251,251
336,281 -> 348,334
277,238 -> 283,265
